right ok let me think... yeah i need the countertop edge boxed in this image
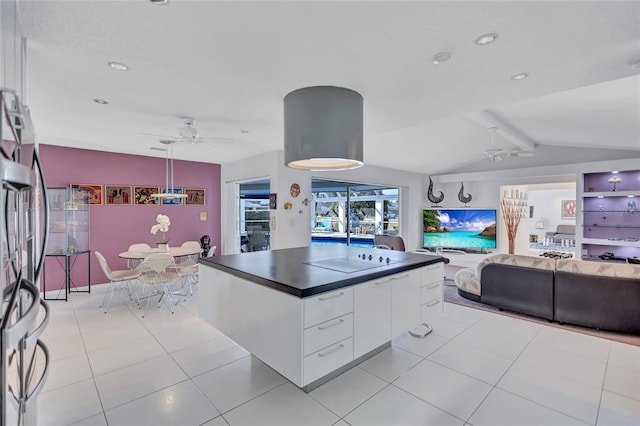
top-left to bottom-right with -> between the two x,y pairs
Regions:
199,256 -> 444,298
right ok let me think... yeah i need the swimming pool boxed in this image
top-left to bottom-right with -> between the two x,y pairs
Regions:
311,236 -> 374,248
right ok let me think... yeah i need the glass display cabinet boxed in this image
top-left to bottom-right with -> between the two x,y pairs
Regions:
43,187 -> 91,300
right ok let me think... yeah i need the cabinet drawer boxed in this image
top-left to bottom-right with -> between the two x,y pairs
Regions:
422,263 -> 443,285
304,337 -> 353,385
420,281 -> 441,304
304,313 -> 353,356
421,298 -> 442,318
304,287 -> 353,328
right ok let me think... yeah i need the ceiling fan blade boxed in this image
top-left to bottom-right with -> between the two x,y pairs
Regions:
507,151 -> 535,158
195,137 -> 234,145
138,131 -> 180,139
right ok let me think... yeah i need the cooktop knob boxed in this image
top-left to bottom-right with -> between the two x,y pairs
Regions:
386,257 -> 391,264
368,254 -> 373,261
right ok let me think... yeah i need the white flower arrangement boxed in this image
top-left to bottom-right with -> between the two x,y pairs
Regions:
150,214 -> 171,244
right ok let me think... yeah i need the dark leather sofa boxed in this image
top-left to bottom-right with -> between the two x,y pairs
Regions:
554,260 -> 640,334
455,255 -> 640,334
481,263 -> 555,320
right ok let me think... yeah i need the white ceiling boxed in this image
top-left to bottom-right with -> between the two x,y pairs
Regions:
17,1 -> 640,175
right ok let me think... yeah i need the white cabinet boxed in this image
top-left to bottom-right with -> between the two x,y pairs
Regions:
391,269 -> 422,337
420,262 -> 444,320
353,277 -> 391,358
199,261 -> 443,390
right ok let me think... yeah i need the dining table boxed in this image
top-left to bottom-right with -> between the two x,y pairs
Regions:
118,246 -> 202,261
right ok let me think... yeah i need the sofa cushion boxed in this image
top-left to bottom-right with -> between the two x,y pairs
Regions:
454,267 -> 480,296
476,254 -> 556,280
555,224 -> 575,235
556,259 -> 640,279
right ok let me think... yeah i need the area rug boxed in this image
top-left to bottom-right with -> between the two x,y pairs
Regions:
444,285 -> 640,347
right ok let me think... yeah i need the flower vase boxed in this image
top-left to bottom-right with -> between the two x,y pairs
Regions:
157,243 -> 169,252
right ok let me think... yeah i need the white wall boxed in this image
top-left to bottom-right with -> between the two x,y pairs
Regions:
221,150 -> 426,254
528,184 -> 577,241
1,0 -> 25,99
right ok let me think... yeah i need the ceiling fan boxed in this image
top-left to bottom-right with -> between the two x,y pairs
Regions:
140,117 -> 234,147
483,126 -> 535,162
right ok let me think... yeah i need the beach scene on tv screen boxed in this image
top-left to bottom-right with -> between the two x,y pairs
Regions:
423,209 -> 497,248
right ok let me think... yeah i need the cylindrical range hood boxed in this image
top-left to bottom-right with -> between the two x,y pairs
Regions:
284,86 -> 363,171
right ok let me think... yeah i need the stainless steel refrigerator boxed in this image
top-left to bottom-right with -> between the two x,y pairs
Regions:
1,88 -> 50,425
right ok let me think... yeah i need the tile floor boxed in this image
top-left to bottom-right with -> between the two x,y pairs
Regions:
35,284 -> 640,426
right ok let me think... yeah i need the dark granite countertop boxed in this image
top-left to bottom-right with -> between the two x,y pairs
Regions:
199,245 -> 444,298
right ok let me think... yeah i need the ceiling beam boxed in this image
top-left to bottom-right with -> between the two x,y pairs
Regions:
468,110 -> 537,151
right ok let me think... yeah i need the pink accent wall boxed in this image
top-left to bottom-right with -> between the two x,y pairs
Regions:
39,144 -> 221,292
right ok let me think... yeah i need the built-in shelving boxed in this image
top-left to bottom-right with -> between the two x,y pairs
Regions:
579,169 -> 640,262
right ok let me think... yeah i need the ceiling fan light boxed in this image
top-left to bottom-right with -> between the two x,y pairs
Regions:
284,86 -> 364,171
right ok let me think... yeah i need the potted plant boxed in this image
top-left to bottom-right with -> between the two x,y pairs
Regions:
150,214 -> 171,251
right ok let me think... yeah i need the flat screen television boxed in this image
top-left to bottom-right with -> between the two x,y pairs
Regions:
423,208 -> 497,252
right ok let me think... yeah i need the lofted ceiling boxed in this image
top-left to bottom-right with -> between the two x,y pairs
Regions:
17,1 -> 640,175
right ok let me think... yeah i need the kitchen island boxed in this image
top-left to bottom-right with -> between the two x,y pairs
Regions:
198,245 -> 445,391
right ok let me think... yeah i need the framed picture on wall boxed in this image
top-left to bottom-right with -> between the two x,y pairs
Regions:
161,188 -> 184,205
185,188 -> 205,205
71,184 -> 103,205
561,199 -> 576,219
105,185 -> 132,205
134,186 -> 159,205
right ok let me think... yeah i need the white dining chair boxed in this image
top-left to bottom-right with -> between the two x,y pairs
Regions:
138,253 -> 181,316
206,246 -> 217,257
127,243 -> 152,269
95,251 -> 142,313
178,240 -> 202,265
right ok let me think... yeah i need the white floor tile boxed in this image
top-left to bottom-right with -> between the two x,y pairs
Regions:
357,346 -> 423,382
469,387 -> 588,426
38,378 -> 103,426
151,319 -> 223,353
428,339 -> 513,385
42,309 -> 81,341
393,359 -> 492,420
80,323 -> 152,352
310,367 -> 387,417
517,342 -> 607,388
94,354 -> 188,410
201,416 -> 229,426
170,335 -> 249,377
44,333 -> 87,362
498,362 -> 601,424
608,341 -> 640,372
105,380 -> 219,426
68,413 -> 108,426
531,327 -> 611,362
344,385 -> 464,426
420,311 -> 469,339
193,356 -> 287,413
453,318 -> 537,360
43,353 -> 93,393
87,334 -> 166,376
392,331 -> 449,358
440,302 -> 488,325
603,364 -> 640,401
597,390 -> 640,426
223,382 -> 339,426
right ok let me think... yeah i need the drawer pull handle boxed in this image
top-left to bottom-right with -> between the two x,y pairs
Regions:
318,343 -> 345,357
426,299 -> 440,307
318,319 -> 344,330
318,292 -> 345,301
390,273 -> 409,281
425,283 -> 440,290
426,265 -> 440,270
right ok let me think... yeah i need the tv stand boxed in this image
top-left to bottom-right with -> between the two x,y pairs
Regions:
440,249 -> 466,255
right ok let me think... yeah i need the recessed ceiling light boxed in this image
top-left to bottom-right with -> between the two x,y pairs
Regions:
241,130 -> 249,134
432,52 -> 452,64
108,61 -> 129,71
475,33 -> 498,45
612,170 -> 619,174
93,98 -> 108,104
148,0 -> 169,4
510,72 -> 529,80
